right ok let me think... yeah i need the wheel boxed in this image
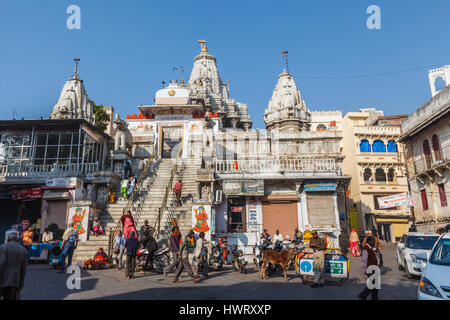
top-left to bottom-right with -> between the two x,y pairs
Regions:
404,260 -> 413,279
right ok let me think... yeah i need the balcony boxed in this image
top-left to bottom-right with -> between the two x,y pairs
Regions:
0,162 -> 99,178
354,126 -> 401,136
215,158 -> 343,175
413,144 -> 450,176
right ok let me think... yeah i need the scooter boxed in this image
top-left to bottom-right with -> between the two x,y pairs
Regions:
136,247 -> 170,273
230,244 -> 247,274
209,243 -> 224,271
48,241 -> 63,269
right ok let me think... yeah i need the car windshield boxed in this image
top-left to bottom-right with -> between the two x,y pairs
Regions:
429,238 -> 450,266
406,236 -> 438,249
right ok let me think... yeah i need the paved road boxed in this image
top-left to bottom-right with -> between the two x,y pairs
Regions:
21,243 -> 418,300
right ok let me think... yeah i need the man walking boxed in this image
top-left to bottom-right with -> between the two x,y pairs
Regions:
113,230 -> 126,270
125,230 -> 138,279
363,230 -> 383,267
0,231 -> 28,300
4,225 -> 18,245
358,236 -> 379,300
59,222 -> 79,273
139,220 -> 151,245
19,225 -> 34,263
164,226 -> 181,276
173,231 -> 201,283
309,230 -> 326,288
173,179 -> 183,207
195,232 -> 208,278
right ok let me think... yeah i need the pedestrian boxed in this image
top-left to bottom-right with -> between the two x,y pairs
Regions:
4,225 -> 19,245
358,236 -> 379,300
128,174 -> 137,198
0,231 -> 28,300
173,231 -> 201,283
349,228 -> 361,257
120,210 -> 137,239
41,227 -> 54,243
309,230 -> 326,288
113,230 -> 126,270
408,223 -> 417,232
125,230 -> 138,279
58,222 -> 79,273
261,229 -> 271,243
273,229 -> 283,243
173,179 -> 183,207
362,231 -> 383,267
124,160 -> 132,179
140,231 -> 158,273
139,220 -> 151,245
195,232 -> 208,278
19,225 -> 34,263
120,177 -> 129,199
164,226 -> 182,276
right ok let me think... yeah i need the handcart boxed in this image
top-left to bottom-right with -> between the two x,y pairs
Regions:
295,247 -> 349,286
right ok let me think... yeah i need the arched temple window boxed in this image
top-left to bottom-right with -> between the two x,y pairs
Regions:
387,168 -> 396,182
387,141 -> 397,153
360,140 -> 371,153
423,139 -> 432,169
363,168 -> 373,182
375,168 -> 387,183
432,134 -> 442,161
372,140 -> 387,153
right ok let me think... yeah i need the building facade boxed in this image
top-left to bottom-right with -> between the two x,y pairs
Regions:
342,109 -> 411,242
399,80 -> 450,232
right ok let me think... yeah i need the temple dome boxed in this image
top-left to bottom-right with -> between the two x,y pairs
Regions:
155,81 -> 190,105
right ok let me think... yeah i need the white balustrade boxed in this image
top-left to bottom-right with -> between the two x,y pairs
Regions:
0,162 -> 99,177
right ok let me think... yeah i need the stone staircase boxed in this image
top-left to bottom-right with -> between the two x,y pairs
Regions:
71,158 -> 201,263
72,158 -> 174,262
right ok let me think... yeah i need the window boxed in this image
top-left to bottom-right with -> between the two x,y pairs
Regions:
387,168 -> 396,182
372,140 -> 387,153
387,141 -> 397,153
375,168 -> 386,184
432,135 -> 442,161
421,189 -> 429,211
423,140 -> 432,169
360,140 -> 371,153
438,184 -> 447,207
363,168 -> 373,182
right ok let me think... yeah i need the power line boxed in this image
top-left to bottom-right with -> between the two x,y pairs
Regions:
293,61 -> 450,80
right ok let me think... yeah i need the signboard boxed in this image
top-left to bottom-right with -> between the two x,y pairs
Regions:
246,199 -> 262,234
377,193 -> 413,209
67,206 -> 90,242
12,187 -> 42,200
304,180 -> 337,192
46,177 -> 78,187
192,204 -> 212,241
296,252 -> 348,278
223,179 -> 264,196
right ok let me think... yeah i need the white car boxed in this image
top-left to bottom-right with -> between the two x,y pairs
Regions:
396,232 -> 439,278
418,233 -> 450,300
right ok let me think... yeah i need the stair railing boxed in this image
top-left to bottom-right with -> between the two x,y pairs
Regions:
108,154 -> 155,257
154,147 -> 183,238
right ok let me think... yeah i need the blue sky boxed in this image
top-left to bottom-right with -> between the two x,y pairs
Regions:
1,0 -> 449,129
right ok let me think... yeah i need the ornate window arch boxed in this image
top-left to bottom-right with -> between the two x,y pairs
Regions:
387,141 -> 397,153
360,139 -> 371,153
372,140 -> 387,153
375,168 -> 386,183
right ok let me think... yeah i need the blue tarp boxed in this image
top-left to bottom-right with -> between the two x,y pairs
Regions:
360,140 -> 371,152
387,141 -> 397,153
373,140 -> 387,153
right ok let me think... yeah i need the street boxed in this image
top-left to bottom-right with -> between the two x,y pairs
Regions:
21,243 -> 419,300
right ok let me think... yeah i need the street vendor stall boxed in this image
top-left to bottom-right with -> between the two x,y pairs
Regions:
29,243 -> 53,262
295,247 -> 349,285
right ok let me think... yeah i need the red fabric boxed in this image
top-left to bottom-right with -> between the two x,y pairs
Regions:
173,182 -> 183,192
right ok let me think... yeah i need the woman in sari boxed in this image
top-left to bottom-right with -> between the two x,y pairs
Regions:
349,228 -> 361,257
120,210 -> 137,239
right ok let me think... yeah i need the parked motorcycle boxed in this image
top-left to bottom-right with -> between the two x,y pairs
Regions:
253,240 -> 276,276
136,247 -> 170,273
48,241 -> 63,269
230,244 -> 247,274
209,242 -> 224,271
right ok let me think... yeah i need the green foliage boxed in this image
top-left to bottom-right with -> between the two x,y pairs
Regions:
89,99 -> 110,132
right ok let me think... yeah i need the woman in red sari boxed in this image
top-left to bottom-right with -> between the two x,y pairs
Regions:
349,228 -> 361,257
120,210 -> 137,239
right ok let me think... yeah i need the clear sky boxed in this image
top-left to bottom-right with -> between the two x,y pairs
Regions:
1,0 -> 449,129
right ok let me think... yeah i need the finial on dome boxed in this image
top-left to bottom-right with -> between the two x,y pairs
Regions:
282,50 -> 289,74
198,40 -> 208,53
73,58 -> 80,78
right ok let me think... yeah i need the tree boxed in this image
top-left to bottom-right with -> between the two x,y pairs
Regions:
89,99 -> 110,132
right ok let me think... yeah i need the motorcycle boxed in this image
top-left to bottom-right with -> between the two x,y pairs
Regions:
230,244 -> 247,274
48,241 -> 63,269
136,247 -> 170,273
253,240 -> 276,276
209,242 -> 224,271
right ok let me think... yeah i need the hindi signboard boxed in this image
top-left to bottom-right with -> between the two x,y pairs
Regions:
304,180 -> 337,192
223,179 -> 264,196
377,193 -> 413,209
